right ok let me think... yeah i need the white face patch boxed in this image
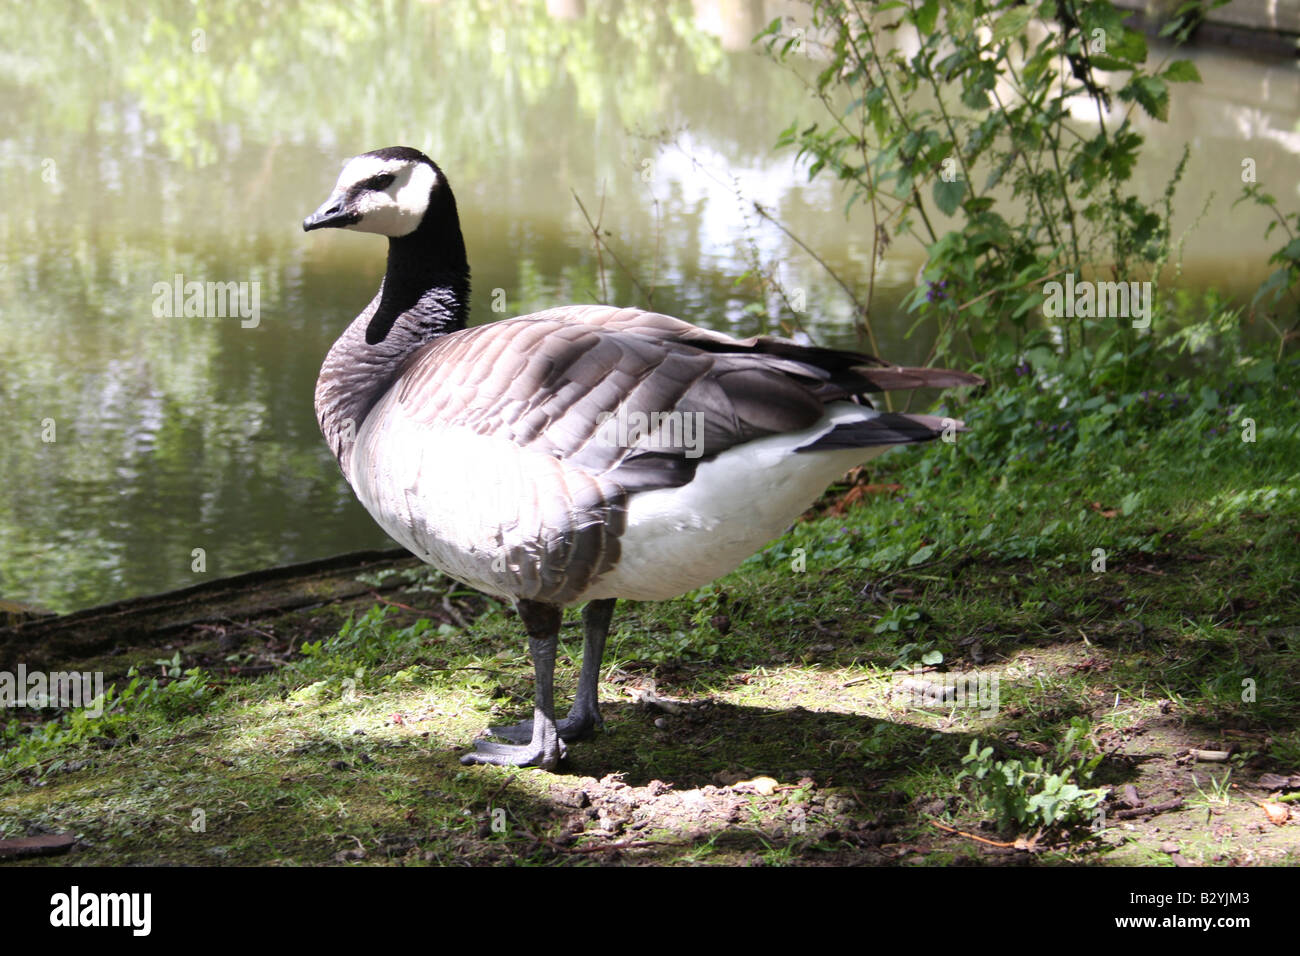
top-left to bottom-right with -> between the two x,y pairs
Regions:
328,155 -> 438,237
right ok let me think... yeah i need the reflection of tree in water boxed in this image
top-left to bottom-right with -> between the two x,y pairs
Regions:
3,0 -> 803,169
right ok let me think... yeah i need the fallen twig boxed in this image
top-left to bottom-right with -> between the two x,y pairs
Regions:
1113,797 -> 1183,820
930,819 -> 1041,851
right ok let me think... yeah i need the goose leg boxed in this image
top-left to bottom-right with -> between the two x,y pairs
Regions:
462,601 -> 565,770
567,597 -> 615,737
489,598 -> 615,744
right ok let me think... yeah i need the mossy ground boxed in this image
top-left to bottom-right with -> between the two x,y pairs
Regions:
2,371 -> 1297,866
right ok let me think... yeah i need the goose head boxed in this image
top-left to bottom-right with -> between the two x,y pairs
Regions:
305,147 -> 470,347
302,146 -> 443,238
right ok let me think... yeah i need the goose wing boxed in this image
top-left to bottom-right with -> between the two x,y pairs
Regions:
392,305 -> 979,494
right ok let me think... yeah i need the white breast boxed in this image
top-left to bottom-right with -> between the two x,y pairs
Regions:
348,395 -> 558,600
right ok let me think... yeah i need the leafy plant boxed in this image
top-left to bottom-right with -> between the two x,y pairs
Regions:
0,663 -> 211,773
154,650 -> 183,678
322,604 -> 443,668
1235,182 -> 1300,358
889,641 -> 943,669
956,718 -> 1108,831
874,603 -> 923,635
757,0 -> 1230,387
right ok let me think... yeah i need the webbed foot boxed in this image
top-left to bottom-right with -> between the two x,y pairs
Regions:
488,709 -> 602,744
460,735 -> 567,770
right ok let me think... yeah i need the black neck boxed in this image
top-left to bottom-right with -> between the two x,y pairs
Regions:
366,189 -> 471,345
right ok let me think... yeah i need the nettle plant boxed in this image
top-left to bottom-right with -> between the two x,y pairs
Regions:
759,0 -> 1221,386
1236,183 -> 1300,359
957,718 -> 1109,832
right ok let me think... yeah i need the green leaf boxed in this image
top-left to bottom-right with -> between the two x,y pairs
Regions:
1013,291 -> 1046,318
908,544 -> 936,566
1245,360 -> 1277,384
1162,59 -> 1201,83
912,0 -> 940,35
1251,267 -> 1293,307
1121,75 -> 1168,121
1086,55 -> 1133,72
961,83 -> 991,110
753,16 -> 783,44
1277,237 -> 1300,263
1110,28 -> 1147,64
992,7 -> 1033,43
932,176 -> 965,217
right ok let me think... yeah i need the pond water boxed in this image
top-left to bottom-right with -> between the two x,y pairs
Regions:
1,0 -> 1297,612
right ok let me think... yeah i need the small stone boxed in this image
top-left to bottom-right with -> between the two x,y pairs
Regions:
556,789 -> 590,809
1160,841 -> 1179,853
824,794 -> 854,814
738,776 -> 779,796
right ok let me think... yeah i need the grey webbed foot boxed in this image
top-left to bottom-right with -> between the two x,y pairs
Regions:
460,735 -> 567,770
488,709 -> 603,744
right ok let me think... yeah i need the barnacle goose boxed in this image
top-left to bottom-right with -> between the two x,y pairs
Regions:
304,146 -> 981,770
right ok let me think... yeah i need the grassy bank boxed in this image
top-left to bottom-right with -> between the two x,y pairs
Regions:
2,347 -> 1296,866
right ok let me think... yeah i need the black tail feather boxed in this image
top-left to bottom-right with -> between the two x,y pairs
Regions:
795,412 -> 963,452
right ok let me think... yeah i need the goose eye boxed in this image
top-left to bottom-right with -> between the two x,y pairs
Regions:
362,173 -> 396,191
